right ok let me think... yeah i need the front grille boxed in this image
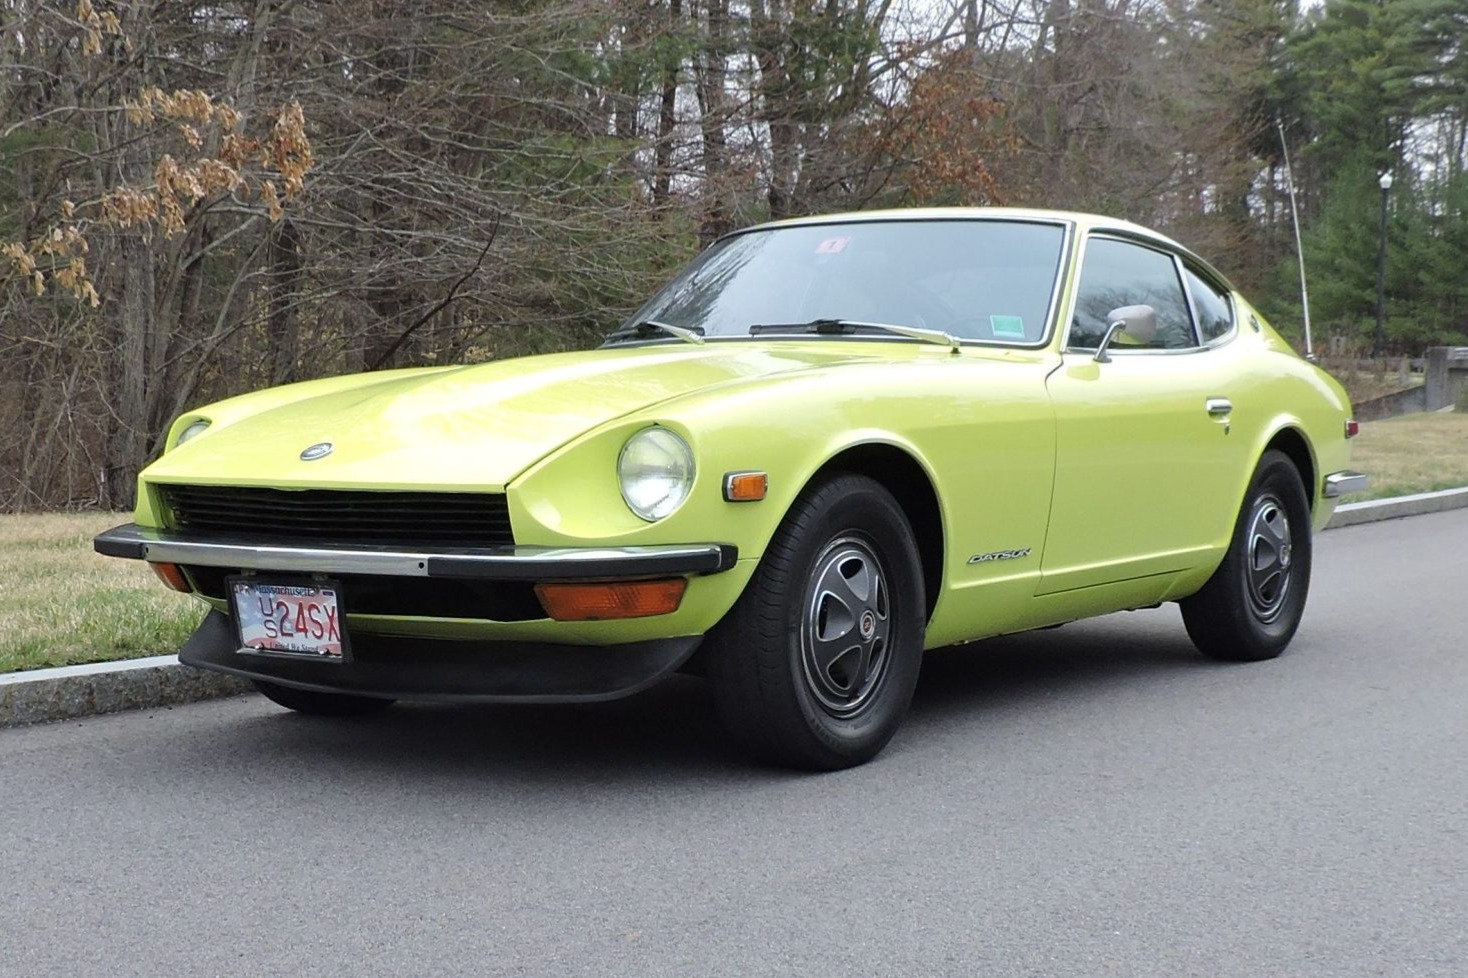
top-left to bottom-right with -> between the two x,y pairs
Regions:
158,485 -> 514,548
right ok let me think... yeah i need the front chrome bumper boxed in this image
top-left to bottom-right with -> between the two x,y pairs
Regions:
93,523 -> 738,580
1323,471 -> 1370,498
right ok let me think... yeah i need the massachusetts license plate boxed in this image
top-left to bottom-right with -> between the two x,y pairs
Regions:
229,578 -> 347,659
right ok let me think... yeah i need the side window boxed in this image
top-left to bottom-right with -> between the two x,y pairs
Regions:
1069,238 -> 1196,350
1184,266 -> 1234,343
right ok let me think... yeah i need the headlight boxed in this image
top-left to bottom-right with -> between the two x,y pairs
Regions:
174,419 -> 211,448
618,427 -> 695,522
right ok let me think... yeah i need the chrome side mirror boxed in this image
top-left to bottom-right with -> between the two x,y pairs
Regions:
1094,304 -> 1158,363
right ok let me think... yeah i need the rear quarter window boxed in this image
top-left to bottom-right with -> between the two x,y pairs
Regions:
1184,266 -> 1234,343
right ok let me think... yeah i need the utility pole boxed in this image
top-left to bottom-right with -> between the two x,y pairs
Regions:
1373,171 -> 1393,358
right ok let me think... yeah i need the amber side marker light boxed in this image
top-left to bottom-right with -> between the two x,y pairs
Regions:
535,579 -> 687,621
150,562 -> 192,593
723,471 -> 768,502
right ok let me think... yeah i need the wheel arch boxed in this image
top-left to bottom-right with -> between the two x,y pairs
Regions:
1263,425 -> 1317,512
809,443 -> 944,620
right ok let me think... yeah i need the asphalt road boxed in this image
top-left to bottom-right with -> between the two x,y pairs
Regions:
3,510 -> 1466,978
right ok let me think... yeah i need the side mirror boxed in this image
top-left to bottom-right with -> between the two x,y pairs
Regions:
1094,304 -> 1158,362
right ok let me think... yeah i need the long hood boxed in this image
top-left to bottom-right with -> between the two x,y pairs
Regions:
143,344 -> 879,489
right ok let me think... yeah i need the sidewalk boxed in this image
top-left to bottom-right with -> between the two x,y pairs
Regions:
5,488 -> 1467,729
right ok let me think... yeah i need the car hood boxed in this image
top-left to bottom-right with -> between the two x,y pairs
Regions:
143,344 -> 885,489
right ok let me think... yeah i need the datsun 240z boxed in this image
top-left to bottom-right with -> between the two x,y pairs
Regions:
95,208 -> 1367,769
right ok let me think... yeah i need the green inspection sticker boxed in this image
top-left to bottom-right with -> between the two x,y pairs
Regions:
990,315 -> 1026,339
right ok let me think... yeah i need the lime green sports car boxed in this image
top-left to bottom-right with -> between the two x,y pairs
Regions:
95,208 -> 1366,769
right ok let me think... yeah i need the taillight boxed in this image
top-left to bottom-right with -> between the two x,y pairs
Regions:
1345,419 -> 1360,439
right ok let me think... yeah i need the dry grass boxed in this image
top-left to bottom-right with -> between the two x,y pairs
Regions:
1,413 -> 1464,673
1348,410 -> 1468,500
0,512 -> 199,673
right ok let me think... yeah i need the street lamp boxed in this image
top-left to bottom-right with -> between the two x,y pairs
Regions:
1373,171 -> 1393,358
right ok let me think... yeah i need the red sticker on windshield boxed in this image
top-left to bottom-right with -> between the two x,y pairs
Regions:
815,236 -> 851,255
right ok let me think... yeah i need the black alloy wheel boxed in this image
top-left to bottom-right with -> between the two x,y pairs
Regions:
705,473 -> 926,770
1181,449 -> 1313,662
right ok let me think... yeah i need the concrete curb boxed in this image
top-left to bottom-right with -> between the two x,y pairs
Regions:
0,654 -> 251,729
1324,486 -> 1468,529
5,487 -> 1468,730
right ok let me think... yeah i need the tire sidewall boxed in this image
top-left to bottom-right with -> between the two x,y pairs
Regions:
775,480 -> 926,759
1229,453 -> 1313,651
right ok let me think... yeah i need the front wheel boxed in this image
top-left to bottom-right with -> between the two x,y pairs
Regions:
253,680 -> 396,717
1181,450 -> 1312,661
705,474 -> 926,770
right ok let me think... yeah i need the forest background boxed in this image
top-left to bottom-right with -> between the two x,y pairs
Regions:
2,0 -> 1466,511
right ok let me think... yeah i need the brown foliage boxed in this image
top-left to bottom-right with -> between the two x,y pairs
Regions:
0,0 -> 1285,511
872,53 -> 1018,207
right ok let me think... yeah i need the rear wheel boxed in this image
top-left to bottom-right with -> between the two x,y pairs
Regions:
253,680 -> 396,717
1181,450 -> 1312,661
705,474 -> 925,770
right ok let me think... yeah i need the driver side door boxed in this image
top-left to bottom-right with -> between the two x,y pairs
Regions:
1039,234 -> 1250,596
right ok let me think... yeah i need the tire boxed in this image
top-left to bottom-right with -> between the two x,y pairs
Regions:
705,473 -> 926,770
1181,450 -> 1312,662
253,680 -> 396,717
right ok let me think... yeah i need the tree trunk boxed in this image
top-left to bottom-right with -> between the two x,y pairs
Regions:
695,0 -> 733,244
653,0 -> 682,203
268,219 -> 304,385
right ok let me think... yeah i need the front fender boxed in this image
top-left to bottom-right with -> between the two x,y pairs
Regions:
507,351 -> 1058,638
505,380 -> 942,561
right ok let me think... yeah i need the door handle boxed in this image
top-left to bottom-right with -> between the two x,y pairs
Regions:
1205,397 -> 1232,418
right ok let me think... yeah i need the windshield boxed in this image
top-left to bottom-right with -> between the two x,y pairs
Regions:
618,219 -> 1067,344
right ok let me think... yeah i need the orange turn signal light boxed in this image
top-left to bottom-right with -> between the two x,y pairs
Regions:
534,578 -> 687,621
150,562 -> 192,593
723,471 -> 768,502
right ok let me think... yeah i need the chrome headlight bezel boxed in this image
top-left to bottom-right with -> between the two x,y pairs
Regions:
617,427 -> 695,522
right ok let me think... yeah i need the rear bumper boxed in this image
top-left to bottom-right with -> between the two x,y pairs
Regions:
180,610 -> 703,703
93,523 -> 738,580
1323,471 -> 1370,498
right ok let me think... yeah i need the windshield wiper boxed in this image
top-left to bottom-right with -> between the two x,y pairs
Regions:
749,318 -> 960,353
604,319 -> 705,346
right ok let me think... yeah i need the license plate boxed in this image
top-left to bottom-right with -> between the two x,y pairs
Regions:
229,578 -> 348,660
